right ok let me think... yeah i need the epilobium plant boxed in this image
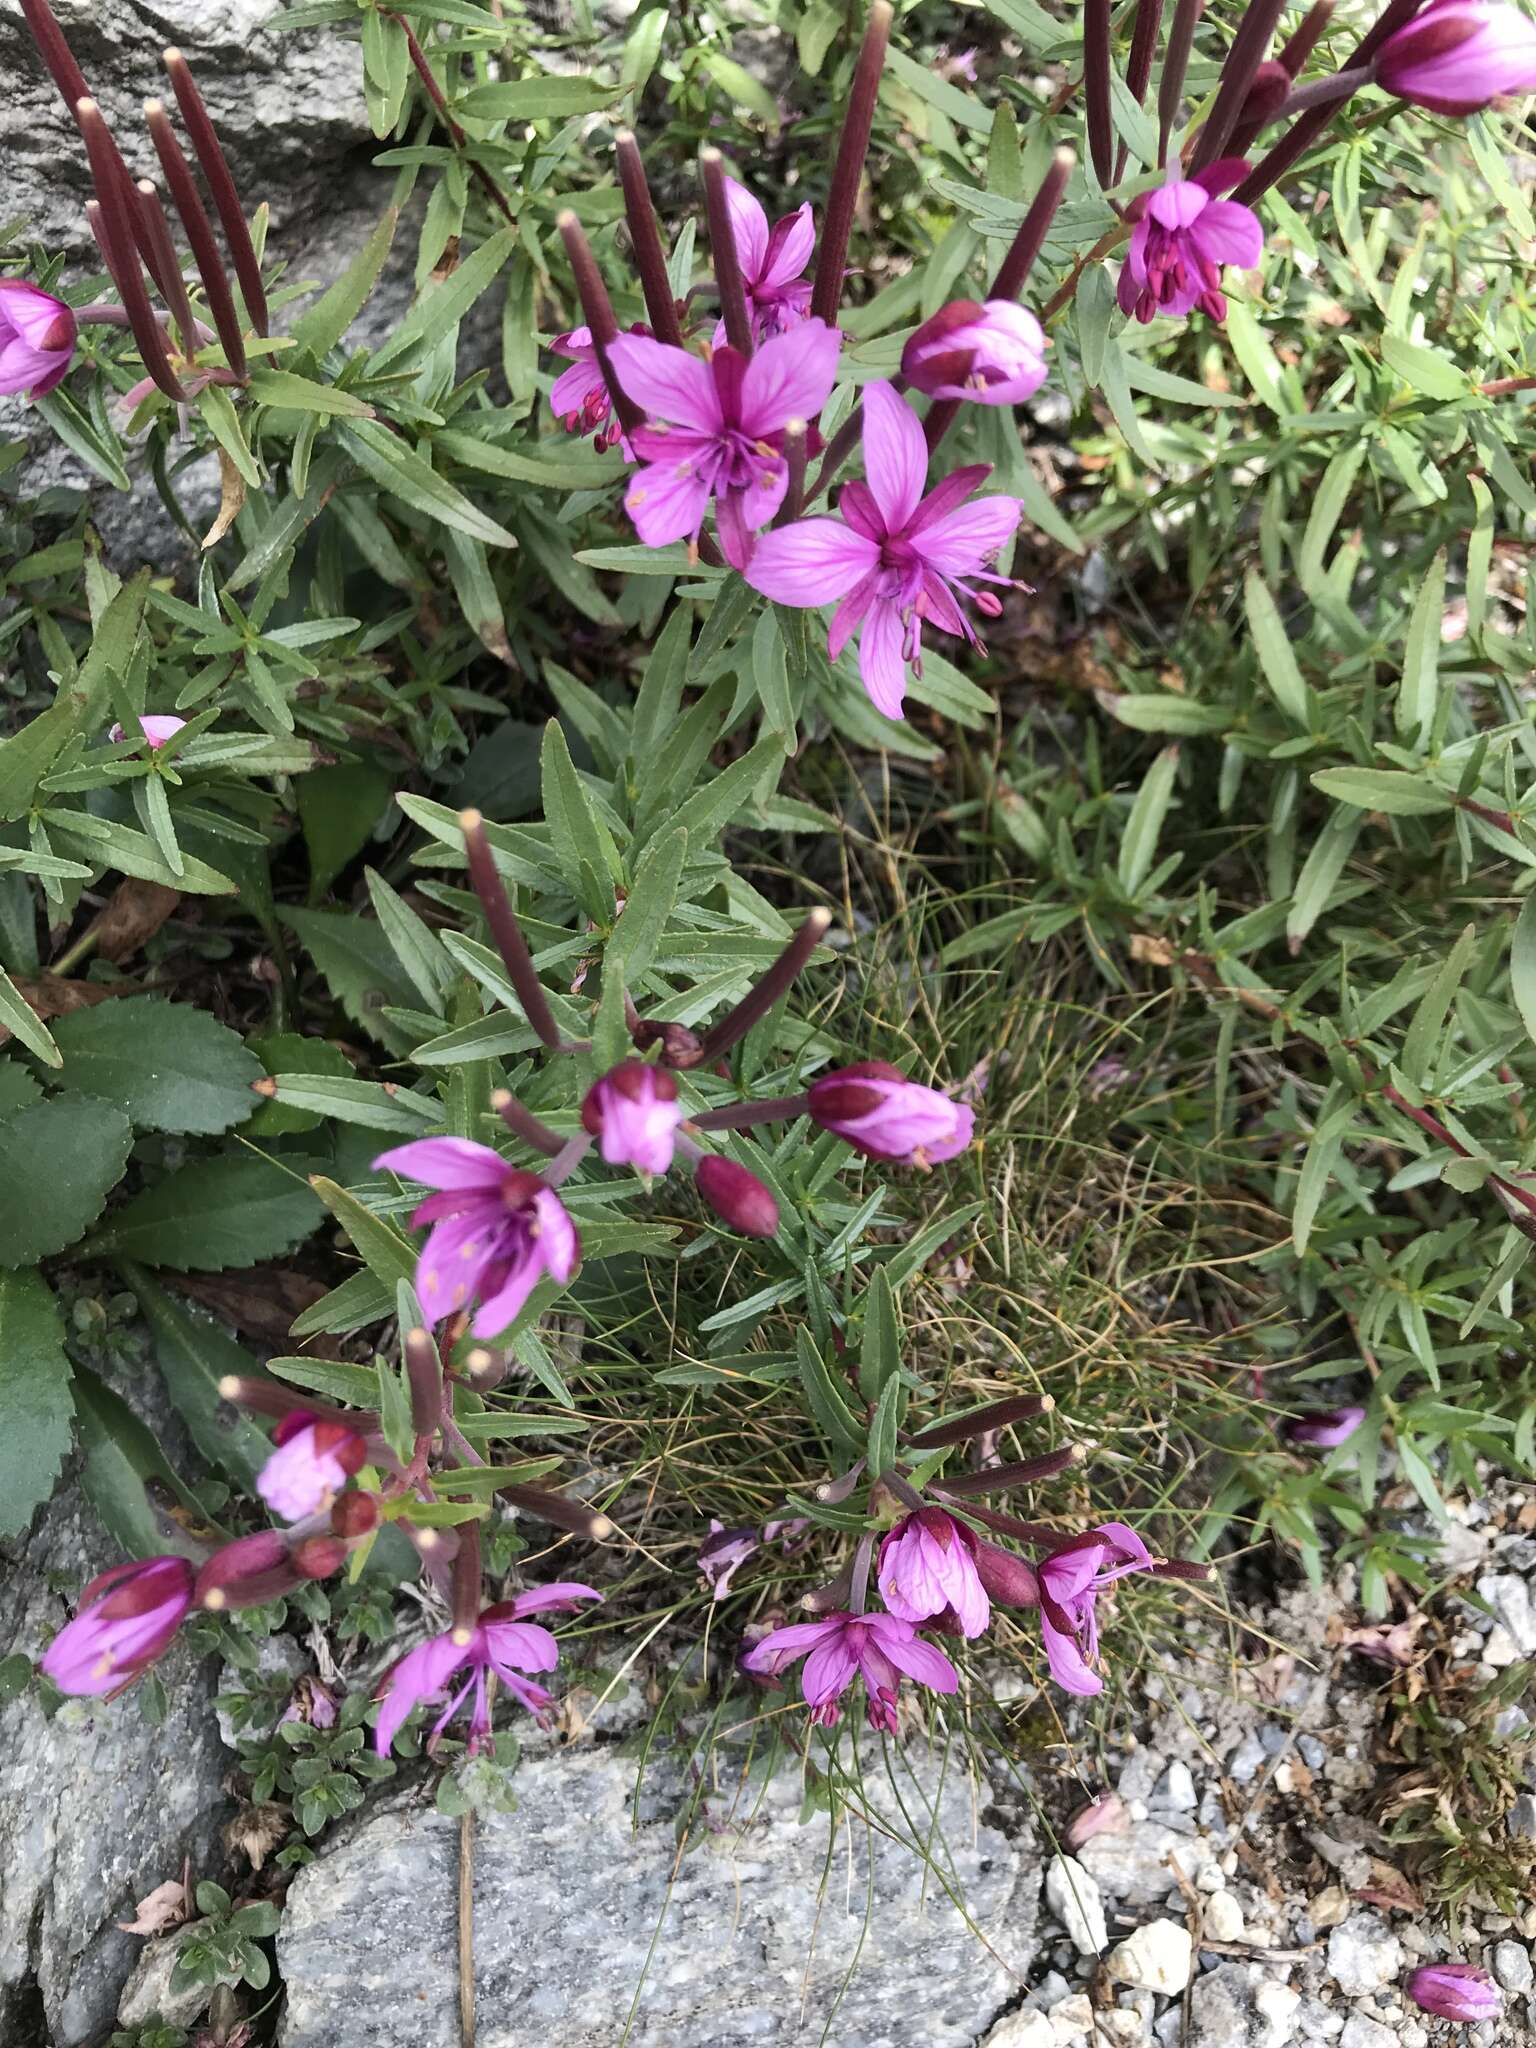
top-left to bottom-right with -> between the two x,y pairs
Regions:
6,0 -> 1536,1942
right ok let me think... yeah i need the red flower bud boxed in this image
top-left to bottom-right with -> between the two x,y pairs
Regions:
973,1541 -> 1041,1608
195,1532 -> 301,1611
695,1153 -> 780,1237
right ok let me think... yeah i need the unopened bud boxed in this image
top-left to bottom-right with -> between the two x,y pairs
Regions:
290,1536 -> 347,1580
330,1491 -> 379,1539
195,1531 -> 300,1611
464,1347 -> 507,1390
404,1326 -> 443,1437
695,1153 -> 779,1238
973,1540 -> 1041,1609
1064,1792 -> 1129,1850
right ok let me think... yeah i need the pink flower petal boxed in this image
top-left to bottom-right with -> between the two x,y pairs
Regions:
723,175 -> 770,280
739,318 -> 841,439
911,494 -> 1023,578
372,1138 -> 510,1192
607,334 -> 721,431
860,381 -> 929,532
374,1633 -> 471,1754
857,597 -> 909,720
623,457 -> 715,548
1189,200 -> 1264,271
759,203 -> 815,290
482,1620 -> 560,1676
746,519 -> 880,605
801,1635 -> 860,1709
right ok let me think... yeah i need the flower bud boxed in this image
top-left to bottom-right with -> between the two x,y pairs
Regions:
1281,1406 -> 1365,1448
807,1063 -> 974,1166
40,1556 -> 195,1696
0,279 -> 77,399
901,299 -> 1048,405
290,1536 -> 347,1581
695,1153 -> 780,1237
1376,0 -> 1536,112
108,714 -> 187,750
973,1540 -> 1041,1609
196,1532 -> 301,1611
1406,1963 -> 1503,2023
330,1490 -> 380,1539
581,1060 -> 685,1174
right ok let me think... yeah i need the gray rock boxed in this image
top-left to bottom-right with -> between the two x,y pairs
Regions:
1477,1574 -> 1536,1656
116,1928 -> 209,2031
1188,1963 -> 1301,2047
278,1744 -> 1039,2047
1044,1854 -> 1107,1955
1508,1793 -> 1536,1840
1154,1761 -> 1197,1811
1105,1919 -> 1192,1995
1327,1915 -> 1402,1996
1340,2018 -> 1396,2048
1493,1939 -> 1533,1992
0,1491 -> 228,2044
1203,1889 -> 1245,1943
981,2012 -> 1056,2048
1077,1822 -> 1214,1905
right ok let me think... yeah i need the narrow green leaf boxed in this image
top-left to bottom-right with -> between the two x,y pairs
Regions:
1117,745 -> 1181,895
1243,570 -> 1308,725
1396,551 -> 1445,748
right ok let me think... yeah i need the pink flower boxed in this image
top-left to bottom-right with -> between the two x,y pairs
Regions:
373,1583 -> 602,1755
256,1412 -> 367,1522
41,1556 -> 196,1696
0,280 -> 77,399
715,175 -> 815,345
902,299 -> 1049,405
694,1152 -> 780,1236
1037,1522 -> 1156,1696
608,320 -> 841,569
1281,1406 -> 1365,1448
744,381 -> 1023,719
371,1138 -> 580,1337
698,1521 -> 759,1599
549,324 -> 633,455
109,714 -> 187,749
877,1509 -> 990,1637
1377,0 -> 1536,111
741,1609 -> 959,1731
807,1061 -> 975,1165
1407,1963 -> 1503,2022
581,1060 -> 685,1175
1116,163 -> 1264,325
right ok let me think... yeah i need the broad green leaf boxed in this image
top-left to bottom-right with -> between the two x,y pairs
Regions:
296,761 -> 393,900
266,1074 -> 440,1133
372,227 -> 517,372
73,1364 -> 204,1555
611,827 -> 687,985
126,1265 -> 274,1487
1381,334 -> 1469,401
278,907 -> 421,1046
0,1097 -> 133,1266
858,1266 -> 900,1404
49,812 -> 236,894
245,1031 -> 354,1137
1402,924 -> 1475,1084
0,1269 -> 74,1536
1293,1094 -> 1355,1254
1510,894 -> 1536,1051
796,1327 -> 864,1454
85,1151 -> 325,1270
366,868 -> 454,1016
50,996 -> 265,1134
434,428 -> 625,492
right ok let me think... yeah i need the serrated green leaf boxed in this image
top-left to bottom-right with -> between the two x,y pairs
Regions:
50,997 -> 265,1134
0,1269 -> 74,1536
85,1152 -> 325,1270
0,1097 -> 133,1266
125,1265 -> 274,1487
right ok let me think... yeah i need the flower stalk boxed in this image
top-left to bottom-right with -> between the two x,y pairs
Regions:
557,212 -> 644,436
810,0 -> 894,325
694,908 -> 832,1064
163,48 -> 268,336
144,97 -> 248,379
459,808 -> 565,1053
700,148 -> 754,357
615,131 -> 685,346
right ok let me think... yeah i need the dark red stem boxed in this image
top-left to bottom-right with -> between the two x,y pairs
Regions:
459,809 -> 564,1052
556,211 -> 644,434
615,130 -> 684,346
810,0 -> 894,325
701,148 -> 754,357
145,98 -> 248,379
164,47 -> 269,336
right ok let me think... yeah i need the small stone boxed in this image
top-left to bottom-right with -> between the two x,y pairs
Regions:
1295,1997 -> 1345,2040
1310,1886 -> 1352,1929
1048,1991 -> 1094,2043
1099,2012 -> 1147,2046
1203,1890 -> 1245,1943
1156,1761 -> 1197,1810
1107,1919 -> 1194,1995
1298,1735 -> 1326,1768
983,2012 -> 1056,2048
1259,1722 -> 1289,1755
1340,2017 -> 1396,2048
1077,1823 -> 1214,1904
1044,1855 -> 1108,1955
1477,1573 -> 1536,1654
1481,1624 -> 1521,1667
1228,1733 -> 1267,1783
1493,1939 -> 1533,1992
1255,1980 -> 1303,2041
1189,1963 -> 1299,2048
1507,1793 -> 1536,1840
1328,1915 -> 1403,1996
115,1932 -> 208,2031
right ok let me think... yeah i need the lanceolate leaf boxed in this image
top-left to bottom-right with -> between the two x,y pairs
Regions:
126,1265 -> 274,1488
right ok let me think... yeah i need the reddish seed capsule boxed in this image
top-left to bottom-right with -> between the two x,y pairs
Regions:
694,1153 -> 780,1237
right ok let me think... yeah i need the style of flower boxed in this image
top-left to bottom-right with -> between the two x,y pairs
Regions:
744,381 -> 1023,719
717,175 -> 814,345
741,1609 -> 959,1731
1036,1522 -> 1156,1696
581,1060 -> 686,1175
549,324 -> 632,454
607,320 -> 841,569
901,299 -> 1049,404
1406,1962 -> 1504,2023
373,1583 -> 602,1756
808,1061 -> 975,1165
1375,0 -> 1536,112
1116,163 -> 1264,326
698,1521 -> 760,1599
1281,1406 -> 1366,1448
0,280 -> 77,398
256,1412 -> 367,1523
109,714 -> 187,749
372,1138 -> 580,1338
41,1556 -> 196,1696
877,1509 -> 991,1638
